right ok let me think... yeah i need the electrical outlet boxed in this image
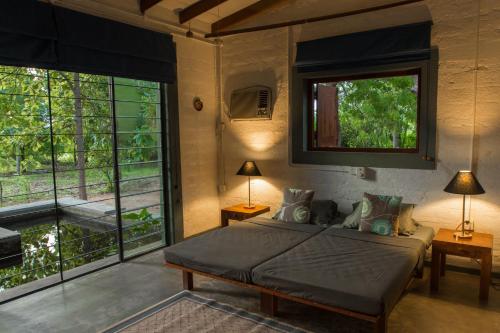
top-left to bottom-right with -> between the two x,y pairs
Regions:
357,167 -> 367,179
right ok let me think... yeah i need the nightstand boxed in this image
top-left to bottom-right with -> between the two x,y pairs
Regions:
220,204 -> 271,227
431,228 -> 493,301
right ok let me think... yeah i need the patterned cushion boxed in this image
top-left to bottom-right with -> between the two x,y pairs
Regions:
310,200 -> 338,225
273,188 -> 315,224
359,193 -> 402,236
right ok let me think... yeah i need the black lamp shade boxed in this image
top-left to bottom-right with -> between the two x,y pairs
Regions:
236,161 -> 262,177
444,170 -> 485,195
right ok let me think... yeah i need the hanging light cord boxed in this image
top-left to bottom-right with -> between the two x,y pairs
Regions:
467,0 -> 481,221
470,0 -> 480,170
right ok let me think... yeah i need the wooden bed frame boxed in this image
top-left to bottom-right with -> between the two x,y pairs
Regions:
165,262 -> 418,333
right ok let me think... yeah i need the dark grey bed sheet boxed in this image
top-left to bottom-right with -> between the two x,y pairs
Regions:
163,217 -> 324,283
252,227 -> 427,316
409,225 -> 435,248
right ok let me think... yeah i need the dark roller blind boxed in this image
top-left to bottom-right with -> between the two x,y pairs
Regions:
53,6 -> 176,83
0,0 -> 58,68
0,0 -> 176,83
296,21 -> 432,73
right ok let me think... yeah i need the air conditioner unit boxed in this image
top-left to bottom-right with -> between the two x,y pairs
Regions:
229,86 -> 273,120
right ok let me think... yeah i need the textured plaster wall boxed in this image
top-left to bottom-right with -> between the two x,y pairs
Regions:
218,0 -> 500,270
175,37 -> 220,238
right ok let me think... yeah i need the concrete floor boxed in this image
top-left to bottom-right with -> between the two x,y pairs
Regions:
0,250 -> 499,333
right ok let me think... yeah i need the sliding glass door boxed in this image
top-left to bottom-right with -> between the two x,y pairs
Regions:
0,65 -> 170,302
114,78 -> 166,258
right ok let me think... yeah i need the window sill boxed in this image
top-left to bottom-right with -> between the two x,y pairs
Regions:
291,149 -> 435,170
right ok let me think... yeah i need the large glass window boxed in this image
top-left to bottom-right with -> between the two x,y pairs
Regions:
0,65 -> 169,302
309,70 -> 420,152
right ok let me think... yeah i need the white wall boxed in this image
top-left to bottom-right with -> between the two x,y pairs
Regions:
175,36 -> 220,238
218,0 -> 500,271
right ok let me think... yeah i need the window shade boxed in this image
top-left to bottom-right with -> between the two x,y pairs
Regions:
295,21 -> 432,73
0,0 -> 176,83
0,1 -> 58,68
54,7 -> 176,83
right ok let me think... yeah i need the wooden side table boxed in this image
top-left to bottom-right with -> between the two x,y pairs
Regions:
431,228 -> 493,302
220,204 -> 271,227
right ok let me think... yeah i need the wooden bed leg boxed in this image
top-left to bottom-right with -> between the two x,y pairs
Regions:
260,293 -> 278,316
375,314 -> 387,333
183,271 -> 193,290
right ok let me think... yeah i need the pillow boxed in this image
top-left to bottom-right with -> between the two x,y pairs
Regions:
359,193 -> 402,236
341,201 -> 362,229
398,204 -> 418,235
273,188 -> 314,224
310,200 -> 338,225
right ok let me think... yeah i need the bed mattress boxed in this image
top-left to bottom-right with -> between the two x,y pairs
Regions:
408,225 -> 435,248
251,227 -> 427,315
163,217 -> 324,283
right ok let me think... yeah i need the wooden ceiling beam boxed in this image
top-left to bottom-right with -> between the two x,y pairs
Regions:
179,0 -> 228,24
211,0 -> 288,34
206,0 -> 424,38
140,0 -> 163,13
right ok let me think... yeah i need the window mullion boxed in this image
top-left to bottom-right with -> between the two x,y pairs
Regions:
46,70 -> 64,280
109,77 -> 125,262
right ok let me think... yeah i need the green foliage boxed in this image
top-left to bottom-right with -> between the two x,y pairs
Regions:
0,67 -> 51,174
0,221 -> 117,291
122,208 -> 163,251
326,74 -> 418,149
0,65 -> 161,198
122,208 -> 161,235
122,85 -> 160,163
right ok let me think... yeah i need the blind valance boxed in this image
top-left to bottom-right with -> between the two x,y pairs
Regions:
0,0 -> 176,83
296,21 -> 432,73
0,1 -> 58,68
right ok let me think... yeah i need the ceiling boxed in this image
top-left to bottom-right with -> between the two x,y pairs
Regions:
155,0 -> 260,25
48,0 -> 431,40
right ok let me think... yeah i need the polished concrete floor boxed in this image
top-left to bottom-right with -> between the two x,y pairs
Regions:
0,250 -> 499,333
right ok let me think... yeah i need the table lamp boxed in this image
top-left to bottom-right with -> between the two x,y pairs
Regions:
444,170 -> 485,239
236,161 -> 262,209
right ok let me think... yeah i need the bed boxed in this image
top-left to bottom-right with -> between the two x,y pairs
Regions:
164,217 -> 434,333
163,217 -> 324,283
251,227 -> 429,316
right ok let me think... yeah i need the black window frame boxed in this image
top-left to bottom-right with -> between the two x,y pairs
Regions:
291,49 -> 438,170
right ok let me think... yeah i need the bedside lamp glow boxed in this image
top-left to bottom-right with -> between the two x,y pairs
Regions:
444,170 -> 485,239
236,161 -> 262,209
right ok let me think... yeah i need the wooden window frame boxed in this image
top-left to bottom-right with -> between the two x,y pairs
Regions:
307,68 -> 422,153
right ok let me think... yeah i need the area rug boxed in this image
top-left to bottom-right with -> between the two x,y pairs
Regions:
101,290 -> 308,333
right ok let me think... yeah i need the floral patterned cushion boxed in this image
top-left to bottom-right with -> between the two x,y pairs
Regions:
273,188 -> 315,224
359,193 -> 402,236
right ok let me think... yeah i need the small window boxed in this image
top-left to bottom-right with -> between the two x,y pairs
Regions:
308,69 -> 420,152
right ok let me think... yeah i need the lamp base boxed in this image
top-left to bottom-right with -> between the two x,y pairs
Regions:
454,231 -> 473,239
243,204 -> 256,209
